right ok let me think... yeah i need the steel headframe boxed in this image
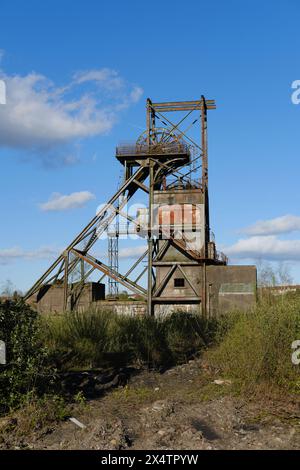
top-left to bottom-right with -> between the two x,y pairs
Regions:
24,97 -> 215,315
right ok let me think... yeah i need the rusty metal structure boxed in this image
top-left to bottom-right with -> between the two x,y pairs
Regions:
25,97 -> 256,316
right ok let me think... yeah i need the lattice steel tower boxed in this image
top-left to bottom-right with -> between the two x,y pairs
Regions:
24,97 -> 228,315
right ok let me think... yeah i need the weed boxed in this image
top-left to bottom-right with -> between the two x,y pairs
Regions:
206,296 -> 300,392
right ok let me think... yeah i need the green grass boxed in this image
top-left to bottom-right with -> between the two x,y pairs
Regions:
0,394 -> 72,440
206,294 -> 300,392
111,385 -> 158,404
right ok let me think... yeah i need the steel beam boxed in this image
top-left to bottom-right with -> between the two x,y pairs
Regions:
71,249 -> 147,298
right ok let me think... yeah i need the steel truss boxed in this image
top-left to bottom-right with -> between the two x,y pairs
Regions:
24,96 -> 218,315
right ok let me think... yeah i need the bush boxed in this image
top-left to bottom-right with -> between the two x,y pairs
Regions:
0,300 -> 52,412
42,309 -> 217,369
42,309 -> 112,368
130,315 -> 170,367
164,312 -> 217,363
42,310 -> 167,368
207,296 -> 300,391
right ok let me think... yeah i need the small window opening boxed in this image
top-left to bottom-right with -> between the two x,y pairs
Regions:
174,278 -> 185,288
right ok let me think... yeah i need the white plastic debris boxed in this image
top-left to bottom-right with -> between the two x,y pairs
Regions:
0,341 -> 6,365
69,417 -> 86,429
213,379 -> 232,386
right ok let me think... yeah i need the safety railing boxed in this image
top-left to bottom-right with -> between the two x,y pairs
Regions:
116,141 -> 190,156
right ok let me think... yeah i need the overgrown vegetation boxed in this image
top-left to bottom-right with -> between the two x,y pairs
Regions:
41,310 -> 217,369
0,299 -> 54,413
206,293 -> 300,392
1,291 -> 300,424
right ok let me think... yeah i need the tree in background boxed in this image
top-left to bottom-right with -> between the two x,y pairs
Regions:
0,279 -> 22,299
257,260 -> 293,287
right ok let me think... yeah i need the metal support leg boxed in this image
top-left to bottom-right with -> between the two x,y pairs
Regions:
147,161 -> 154,316
63,251 -> 69,312
202,262 -> 207,317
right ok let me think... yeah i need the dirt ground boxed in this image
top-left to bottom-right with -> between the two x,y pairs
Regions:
1,358 -> 300,450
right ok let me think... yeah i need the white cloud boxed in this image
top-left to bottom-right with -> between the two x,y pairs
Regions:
119,245 -> 147,259
0,67 -> 143,161
39,191 -> 95,212
128,86 -> 143,103
242,215 -> 300,236
225,235 -> 300,262
73,68 -> 124,90
0,243 -> 147,269
0,246 -> 59,264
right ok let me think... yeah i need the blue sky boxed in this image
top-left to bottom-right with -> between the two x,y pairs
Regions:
1,0 -> 300,292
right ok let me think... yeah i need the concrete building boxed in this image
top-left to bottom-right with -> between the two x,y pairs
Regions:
28,282 -> 105,314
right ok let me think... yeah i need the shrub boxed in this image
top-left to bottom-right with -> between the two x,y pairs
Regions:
131,315 -> 170,367
0,300 -> 52,412
41,309 -> 111,368
165,312 -> 217,363
206,296 -> 300,391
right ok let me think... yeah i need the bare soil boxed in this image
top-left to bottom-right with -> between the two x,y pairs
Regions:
1,359 -> 300,450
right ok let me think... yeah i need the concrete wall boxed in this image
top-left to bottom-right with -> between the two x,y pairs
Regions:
93,301 -> 146,316
28,282 -> 105,314
154,303 -> 200,316
156,265 -> 201,299
155,264 -> 257,317
207,265 -> 257,317
94,301 -> 200,317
